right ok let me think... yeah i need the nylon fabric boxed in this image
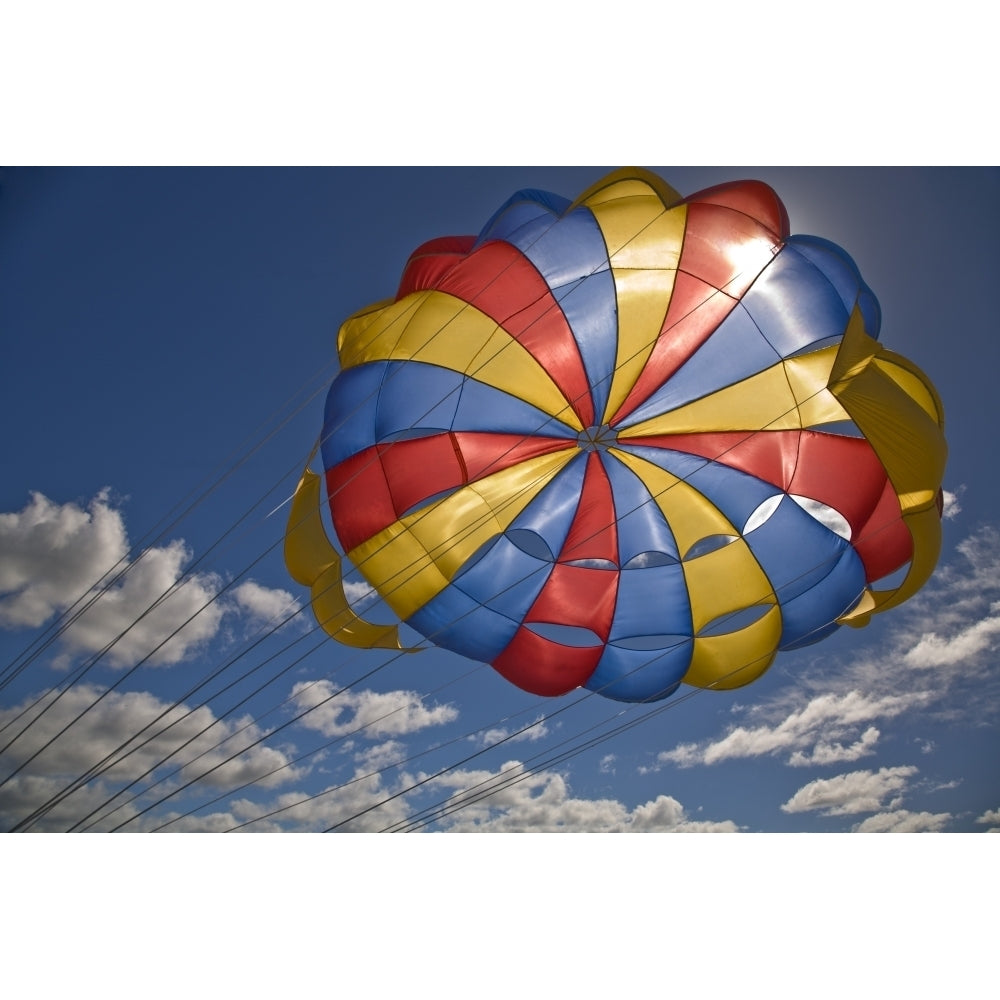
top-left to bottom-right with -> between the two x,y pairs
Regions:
684,609 -> 782,689
475,192 -> 617,423
288,167 -> 946,706
578,173 -> 687,424
337,290 -> 583,431
283,468 -> 407,650
346,450 -> 575,621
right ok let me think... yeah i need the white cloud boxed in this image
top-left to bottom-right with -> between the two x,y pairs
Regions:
230,580 -> 301,627
599,753 -> 616,774
146,757 -> 739,833
343,577 -> 379,612
475,715 -> 549,747
658,691 -> 919,768
226,768 -> 411,832
928,528 -> 1000,621
0,683 -> 306,831
852,810 -> 952,832
0,771 -> 146,833
780,766 -> 917,816
901,605 -> 1000,671
425,761 -> 740,832
145,809 -> 245,833
0,491 -> 310,668
352,739 -> 407,771
941,487 -> 963,520
290,679 -> 458,739
55,538 -> 227,667
975,807 -> 1000,831
930,778 -> 959,791
787,726 -> 880,767
0,490 -> 126,627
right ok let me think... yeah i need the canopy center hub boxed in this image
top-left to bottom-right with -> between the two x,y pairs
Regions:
577,424 -> 617,452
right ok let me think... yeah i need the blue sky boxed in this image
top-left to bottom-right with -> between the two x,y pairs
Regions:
2,165 -> 997,837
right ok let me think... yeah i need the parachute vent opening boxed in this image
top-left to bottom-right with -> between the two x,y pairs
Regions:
506,528 -> 556,561
869,560 -> 912,591
576,424 -> 617,452
611,635 -> 690,652
787,335 -> 845,359
684,534 -> 740,560
791,495 -> 851,540
398,488 -> 460,519
698,605 -> 773,637
380,427 -> 452,442
564,557 -> 617,570
744,495 -> 784,534
525,623 -> 603,647
623,551 -> 679,569
809,420 -> 864,437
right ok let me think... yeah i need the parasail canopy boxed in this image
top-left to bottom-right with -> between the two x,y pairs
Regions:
286,168 -> 946,703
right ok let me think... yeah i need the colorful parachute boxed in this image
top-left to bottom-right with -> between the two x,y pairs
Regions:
285,168 -> 946,703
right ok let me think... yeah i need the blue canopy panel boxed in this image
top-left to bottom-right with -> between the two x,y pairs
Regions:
585,638 -> 692,702
740,240 -> 855,360
603,451 -> 681,564
473,188 -> 574,250
741,495 -> 867,647
406,535 -> 549,662
404,457 -> 589,662
778,546 -> 868,649
322,360 -> 578,469
607,560 -> 693,640
786,235 -> 881,338
475,189 -> 618,424
506,451 -> 590,559
321,362 -> 389,467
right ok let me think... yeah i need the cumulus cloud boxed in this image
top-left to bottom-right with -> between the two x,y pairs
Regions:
186,757 -> 743,832
658,692 -> 919,769
901,605 -> 1000,671
425,761 -> 740,832
0,683 -> 307,831
0,490 -> 126,627
975,807 -> 1000,831
922,528 -> 1000,631
343,577 -> 380,612
146,809 -> 246,833
0,490 -> 306,668
290,679 -> 458,739
352,739 -> 408,771
474,715 -> 549,747
852,810 -> 952,832
58,540 -> 227,667
230,580 -> 301,627
780,766 -> 917,816
787,726 -> 881,767
225,768 -> 412,832
941,487 -> 963,520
